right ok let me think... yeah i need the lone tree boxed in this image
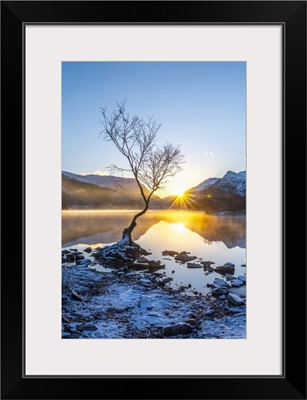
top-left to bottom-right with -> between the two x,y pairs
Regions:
100,100 -> 185,245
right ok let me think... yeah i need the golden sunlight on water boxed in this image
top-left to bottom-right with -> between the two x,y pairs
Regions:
62,210 -> 246,294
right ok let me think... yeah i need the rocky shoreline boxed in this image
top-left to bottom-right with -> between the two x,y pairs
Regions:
62,245 -> 246,339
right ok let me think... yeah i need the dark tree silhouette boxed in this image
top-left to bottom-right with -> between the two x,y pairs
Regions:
100,101 -> 185,244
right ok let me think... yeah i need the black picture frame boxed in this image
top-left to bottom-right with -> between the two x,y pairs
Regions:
1,1 -> 306,399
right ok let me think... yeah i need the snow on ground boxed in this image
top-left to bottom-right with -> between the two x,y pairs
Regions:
62,256 -> 246,339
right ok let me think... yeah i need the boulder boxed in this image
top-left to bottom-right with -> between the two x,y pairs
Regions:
227,293 -> 245,306
238,275 -> 246,283
163,323 -> 193,337
231,279 -> 244,287
84,247 -> 92,253
212,286 -> 229,296
214,278 -> 229,287
214,262 -> 235,276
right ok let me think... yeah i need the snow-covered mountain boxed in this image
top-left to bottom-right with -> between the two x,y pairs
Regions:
164,170 -> 246,213
190,177 -> 219,192
191,171 -> 246,197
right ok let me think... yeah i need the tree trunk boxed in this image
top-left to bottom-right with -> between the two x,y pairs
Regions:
122,201 -> 149,245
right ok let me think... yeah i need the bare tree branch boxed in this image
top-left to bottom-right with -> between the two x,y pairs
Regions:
100,101 -> 185,244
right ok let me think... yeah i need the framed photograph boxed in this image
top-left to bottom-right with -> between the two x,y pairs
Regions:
1,1 -> 306,399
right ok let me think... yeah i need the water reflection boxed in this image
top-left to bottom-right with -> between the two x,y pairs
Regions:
62,210 -> 245,249
62,210 -> 246,295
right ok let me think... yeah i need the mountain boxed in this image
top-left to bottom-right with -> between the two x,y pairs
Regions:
164,171 -> 246,213
191,170 -> 246,197
62,170 -> 246,213
189,177 -> 219,192
62,171 -> 163,210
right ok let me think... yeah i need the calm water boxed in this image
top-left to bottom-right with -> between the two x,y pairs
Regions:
62,210 -> 246,294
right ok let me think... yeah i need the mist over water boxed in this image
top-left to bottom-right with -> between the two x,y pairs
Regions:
62,210 -> 246,294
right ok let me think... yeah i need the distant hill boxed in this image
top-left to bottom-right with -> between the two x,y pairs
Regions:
62,171 -> 163,210
62,170 -> 246,213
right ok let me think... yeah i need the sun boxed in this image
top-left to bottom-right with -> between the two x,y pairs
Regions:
176,189 -> 185,197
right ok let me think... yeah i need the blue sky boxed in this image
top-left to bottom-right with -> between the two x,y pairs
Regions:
62,62 -> 246,197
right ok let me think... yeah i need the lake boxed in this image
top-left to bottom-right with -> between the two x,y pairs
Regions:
62,210 -> 246,294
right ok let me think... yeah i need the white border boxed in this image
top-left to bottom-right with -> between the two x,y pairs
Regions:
25,26 -> 282,376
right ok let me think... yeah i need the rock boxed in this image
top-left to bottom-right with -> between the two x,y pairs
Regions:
219,295 -> 226,300
66,253 -> 76,263
79,323 -> 98,332
201,261 -> 215,271
138,296 -> 153,310
231,279 -> 244,287
141,249 -> 152,256
84,247 -> 92,253
71,290 -> 83,302
148,260 -> 165,270
214,263 -> 235,275
225,273 -> 236,281
62,249 -> 70,254
62,332 -> 71,338
212,286 -> 229,296
224,262 -> 235,267
228,307 -> 244,314
186,318 -> 201,330
136,256 -> 149,263
162,250 -> 179,257
163,323 -> 193,337
131,263 -> 148,270
148,260 -> 161,266
241,264 -> 246,267
175,254 -> 197,262
214,278 -> 229,287
172,270 -> 175,274
187,263 -> 203,269
227,293 -> 245,306
238,275 -> 246,283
